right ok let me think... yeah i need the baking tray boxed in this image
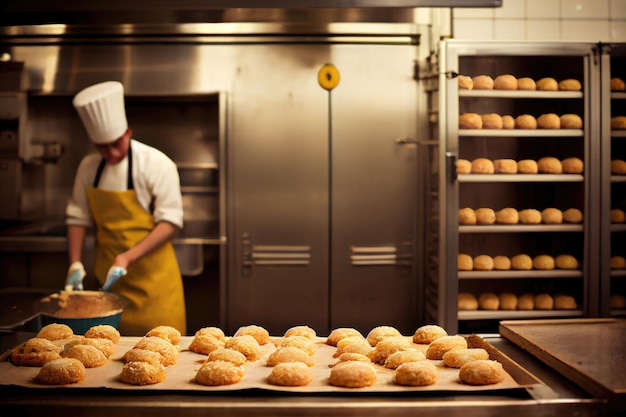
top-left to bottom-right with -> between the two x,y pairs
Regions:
500,318 -> 626,400
0,334 -> 545,394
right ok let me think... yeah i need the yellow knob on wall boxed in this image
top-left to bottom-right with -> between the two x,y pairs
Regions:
318,63 -> 340,91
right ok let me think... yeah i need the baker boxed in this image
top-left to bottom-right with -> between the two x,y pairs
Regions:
64,81 -> 186,336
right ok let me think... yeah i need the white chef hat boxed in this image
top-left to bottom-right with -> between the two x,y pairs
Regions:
72,81 -> 128,144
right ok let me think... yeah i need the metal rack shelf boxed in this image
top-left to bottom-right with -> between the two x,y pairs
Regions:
459,90 -> 583,99
459,224 -> 584,233
459,129 -> 584,137
459,270 -> 583,279
458,174 -> 584,183
458,309 -> 584,320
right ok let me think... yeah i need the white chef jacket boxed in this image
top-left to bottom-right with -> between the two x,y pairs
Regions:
66,139 -> 184,229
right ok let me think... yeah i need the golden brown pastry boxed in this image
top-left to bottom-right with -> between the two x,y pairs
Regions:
334,336 -> 373,358
611,77 -> 626,91
266,346 -> 315,367
326,327 -> 364,347
515,114 -> 537,129
611,160 -> 626,174
478,293 -> 499,310
517,159 -> 539,174
518,209 -> 542,224
537,113 -> 561,129
561,157 -> 584,174
563,208 -> 583,223
610,294 -> 626,309
412,324 -> 447,344
188,334 -> 225,355
475,208 -> 496,224
482,113 -> 503,129
456,159 -> 472,174
499,292 -> 518,310
459,360 -> 505,385
538,157 -> 563,174
494,159 -> 518,174
536,77 -> 558,91
275,335 -> 316,356
517,293 -> 535,310
611,208 -> 626,223
37,324 -> 74,342
205,348 -> 248,366
495,207 -> 519,224
554,294 -> 577,310
195,326 -> 227,342
330,352 -> 372,367
268,362 -> 313,386
458,75 -> 473,90
533,254 -> 555,270
611,256 -> 626,269
394,361 -> 438,386
535,293 -> 554,310
558,79 -> 582,91
146,325 -> 181,345
196,360 -> 245,386
555,254 -> 579,270
516,77 -> 536,90
10,338 -> 62,367
459,207 -> 477,225
493,255 -> 512,270
511,254 -> 533,270
472,75 -> 494,90
37,357 -> 86,385
224,335 -> 261,361
501,115 -> 515,129
123,348 -> 163,366
471,158 -> 495,174
284,325 -> 317,339
80,337 -> 115,358
493,74 -> 517,90
458,253 -> 474,271
560,114 -> 583,129
473,255 -> 494,271
234,325 -> 271,345
329,361 -> 377,388
611,117 -> 626,130
458,293 -> 478,311
61,344 -> 108,368
84,325 -> 121,344
134,336 -> 179,366
366,325 -> 402,347
459,113 -> 483,129
369,337 -> 413,365
425,335 -> 468,360
383,349 -> 426,369
120,361 -> 167,385
541,208 -> 563,224
442,348 -> 489,368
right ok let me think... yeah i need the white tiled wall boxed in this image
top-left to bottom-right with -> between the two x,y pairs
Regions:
451,0 -> 625,41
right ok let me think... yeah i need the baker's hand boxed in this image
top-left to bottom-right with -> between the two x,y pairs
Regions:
103,265 -> 127,291
65,261 -> 86,291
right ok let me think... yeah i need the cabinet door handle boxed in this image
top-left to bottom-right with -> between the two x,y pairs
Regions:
446,152 -> 457,182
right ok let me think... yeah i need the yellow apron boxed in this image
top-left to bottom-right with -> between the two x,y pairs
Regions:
86,153 -> 186,336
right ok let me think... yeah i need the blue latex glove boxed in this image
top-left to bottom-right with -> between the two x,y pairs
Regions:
103,265 -> 127,291
65,261 -> 86,291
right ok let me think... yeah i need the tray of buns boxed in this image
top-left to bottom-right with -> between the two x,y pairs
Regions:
0,323 -> 544,394
499,318 -> 626,400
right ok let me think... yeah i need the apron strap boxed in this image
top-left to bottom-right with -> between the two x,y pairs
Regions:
92,142 -> 134,190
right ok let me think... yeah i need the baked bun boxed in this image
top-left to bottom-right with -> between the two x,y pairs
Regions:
493,255 -> 512,270
426,335 -> 467,360
533,254 -> 555,270
517,159 -> 538,174
541,208 -> 563,224
537,113 -> 561,129
561,157 -> 584,174
493,74 -> 517,90
234,325 -> 271,345
563,208 -> 583,223
611,159 -> 626,174
472,75 -> 494,90
458,75 -> 474,90
611,208 -> 626,223
611,77 -> 626,91
459,113 -> 483,129
394,361 -> 438,386
384,350 -> 426,369
501,115 -> 515,129
560,114 -> 583,129
494,159 -> 518,174
412,324 -> 448,344
611,117 -> 626,130
456,159 -> 472,174
458,253 -> 473,271
536,77 -> 558,91
471,158 -> 495,174
611,256 -> 626,269
515,114 -> 537,129
459,360 -> 505,385
459,207 -> 477,225
535,293 -> 554,310
558,79 -> 582,91
38,324 -> 74,341
517,293 -> 534,310
326,328 -> 364,347
196,360 -> 245,386
37,358 -> 86,385
458,293 -> 478,310
366,326 -> 402,347
442,348 -> 489,368
473,254 -> 494,271
495,207 -> 519,224
538,157 -> 563,174
120,361 -> 167,385
516,77 -> 536,90
610,294 -> 626,309
555,254 -> 579,269
499,292 -> 517,310
474,207 -> 496,224
268,362 -> 313,387
518,209 -> 542,224
511,254 -> 533,270
482,113 -> 503,129
554,294 -> 577,310
478,293 -> 499,310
